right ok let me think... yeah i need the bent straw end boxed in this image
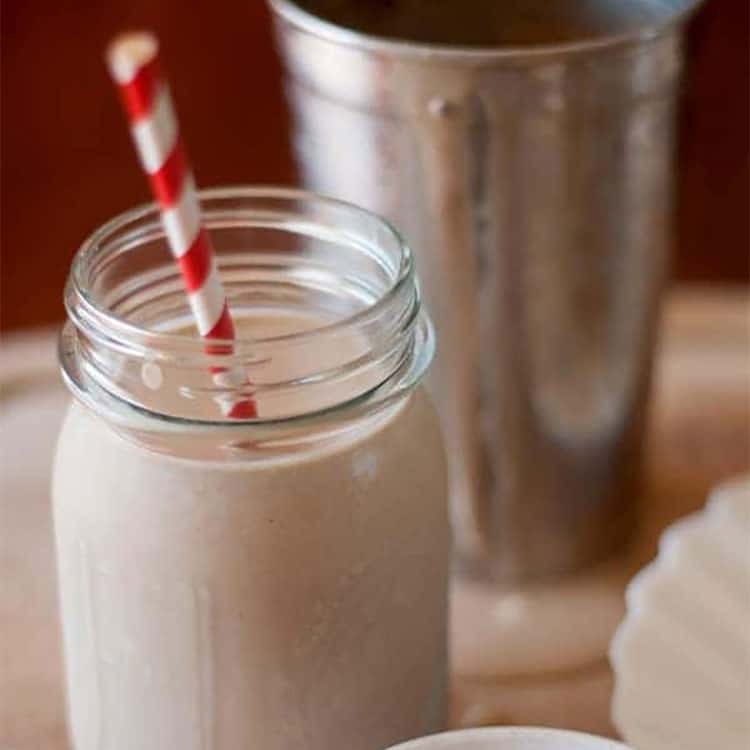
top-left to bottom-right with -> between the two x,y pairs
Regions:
106,31 -> 159,84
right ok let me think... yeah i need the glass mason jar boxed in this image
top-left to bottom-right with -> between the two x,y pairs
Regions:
53,188 -> 449,750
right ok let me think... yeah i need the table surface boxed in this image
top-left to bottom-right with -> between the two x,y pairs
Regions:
1,285 -> 748,748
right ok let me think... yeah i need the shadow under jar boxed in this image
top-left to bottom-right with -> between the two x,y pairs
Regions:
53,188 -> 449,750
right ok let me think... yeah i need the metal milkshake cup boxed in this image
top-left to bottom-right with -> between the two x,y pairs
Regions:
270,0 -> 703,583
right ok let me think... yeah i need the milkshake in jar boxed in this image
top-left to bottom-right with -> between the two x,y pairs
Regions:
53,188 -> 449,749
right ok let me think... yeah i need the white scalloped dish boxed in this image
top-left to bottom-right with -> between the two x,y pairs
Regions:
610,475 -> 750,750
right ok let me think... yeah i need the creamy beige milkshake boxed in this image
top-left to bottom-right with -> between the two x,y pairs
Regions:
54,387 -> 446,749
53,189 -> 449,749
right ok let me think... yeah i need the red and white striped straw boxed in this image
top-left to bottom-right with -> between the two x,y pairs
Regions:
106,32 -> 256,419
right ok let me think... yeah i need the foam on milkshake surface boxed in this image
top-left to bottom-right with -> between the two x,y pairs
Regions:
159,310 -> 378,421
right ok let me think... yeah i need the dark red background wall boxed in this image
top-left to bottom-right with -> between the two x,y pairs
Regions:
2,0 -> 748,331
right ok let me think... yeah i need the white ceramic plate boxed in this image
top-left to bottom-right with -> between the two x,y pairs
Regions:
385,727 -> 629,749
610,475 -> 750,750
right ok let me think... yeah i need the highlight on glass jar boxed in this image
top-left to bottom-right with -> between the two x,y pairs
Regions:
53,187 -> 449,749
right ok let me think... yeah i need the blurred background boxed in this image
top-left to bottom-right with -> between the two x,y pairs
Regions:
1,0 -> 748,332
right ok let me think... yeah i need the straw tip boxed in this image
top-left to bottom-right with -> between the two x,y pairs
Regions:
106,31 -> 159,83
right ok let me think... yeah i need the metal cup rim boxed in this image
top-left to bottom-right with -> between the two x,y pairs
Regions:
268,0 -> 705,61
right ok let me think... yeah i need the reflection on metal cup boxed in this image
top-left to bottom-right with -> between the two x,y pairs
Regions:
270,0 -> 703,583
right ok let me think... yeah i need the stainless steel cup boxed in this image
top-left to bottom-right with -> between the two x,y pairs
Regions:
269,0 -> 703,583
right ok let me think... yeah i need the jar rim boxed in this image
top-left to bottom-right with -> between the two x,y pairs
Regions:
62,185 -> 434,429
69,185 -> 415,351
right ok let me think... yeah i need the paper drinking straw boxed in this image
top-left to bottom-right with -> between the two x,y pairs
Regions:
106,32 -> 257,418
